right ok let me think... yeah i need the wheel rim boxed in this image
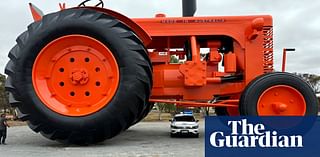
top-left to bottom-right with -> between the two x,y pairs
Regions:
32,35 -> 119,116
257,85 -> 306,116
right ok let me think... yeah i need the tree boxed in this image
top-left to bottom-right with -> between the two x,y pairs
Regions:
0,73 -> 10,113
295,73 -> 320,93
156,102 -> 176,120
201,107 -> 210,116
170,55 -> 179,63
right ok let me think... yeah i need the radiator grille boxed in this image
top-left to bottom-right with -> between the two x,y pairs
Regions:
262,26 -> 274,73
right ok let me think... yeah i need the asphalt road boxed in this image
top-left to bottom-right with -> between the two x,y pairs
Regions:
0,121 -> 204,157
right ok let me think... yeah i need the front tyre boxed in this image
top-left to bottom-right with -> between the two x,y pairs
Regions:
239,72 -> 318,116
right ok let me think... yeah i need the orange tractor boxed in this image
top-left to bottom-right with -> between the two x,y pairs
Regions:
5,0 -> 318,144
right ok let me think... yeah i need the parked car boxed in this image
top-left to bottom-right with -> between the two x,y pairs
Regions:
170,112 -> 199,137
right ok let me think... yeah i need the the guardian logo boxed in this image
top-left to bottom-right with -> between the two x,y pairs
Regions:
210,119 -> 303,148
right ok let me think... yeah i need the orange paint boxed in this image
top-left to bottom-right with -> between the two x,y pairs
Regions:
29,5 -> 277,109
257,85 -> 306,116
29,3 -> 43,21
134,15 -> 273,105
224,53 -> 237,73
149,99 -> 238,108
32,35 -> 119,116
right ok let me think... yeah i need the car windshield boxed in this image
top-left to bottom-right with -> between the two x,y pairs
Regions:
174,116 -> 195,122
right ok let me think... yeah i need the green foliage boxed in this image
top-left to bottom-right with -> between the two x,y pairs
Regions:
295,73 -> 320,93
156,102 -> 176,113
170,55 -> 179,64
0,73 -> 10,113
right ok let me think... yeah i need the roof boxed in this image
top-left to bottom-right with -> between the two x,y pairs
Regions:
174,113 -> 194,117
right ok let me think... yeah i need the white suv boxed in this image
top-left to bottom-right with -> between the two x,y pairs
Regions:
170,113 -> 199,137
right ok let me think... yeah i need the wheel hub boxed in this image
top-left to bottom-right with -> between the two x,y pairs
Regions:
32,35 -> 119,116
257,85 -> 306,116
70,69 -> 89,85
272,103 -> 288,113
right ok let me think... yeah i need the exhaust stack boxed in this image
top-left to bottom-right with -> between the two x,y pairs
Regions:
182,0 -> 197,17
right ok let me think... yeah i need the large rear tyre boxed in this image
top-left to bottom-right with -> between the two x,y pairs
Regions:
5,8 -> 153,144
239,72 -> 318,116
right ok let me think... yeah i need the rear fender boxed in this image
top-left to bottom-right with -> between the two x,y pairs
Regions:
28,4 -> 152,46
82,7 -> 152,46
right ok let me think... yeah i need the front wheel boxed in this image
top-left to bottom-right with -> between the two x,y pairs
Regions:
239,72 -> 318,116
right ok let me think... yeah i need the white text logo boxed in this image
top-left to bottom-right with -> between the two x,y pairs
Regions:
210,119 -> 303,148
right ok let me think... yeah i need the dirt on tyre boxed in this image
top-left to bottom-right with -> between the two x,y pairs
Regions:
239,72 -> 318,116
5,8 -> 153,144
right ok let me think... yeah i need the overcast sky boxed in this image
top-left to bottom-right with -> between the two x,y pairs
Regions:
0,0 -> 319,75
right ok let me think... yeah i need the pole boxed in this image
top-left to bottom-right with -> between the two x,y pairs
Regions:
282,48 -> 295,72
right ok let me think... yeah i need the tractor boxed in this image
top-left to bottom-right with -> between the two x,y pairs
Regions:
5,0 -> 318,144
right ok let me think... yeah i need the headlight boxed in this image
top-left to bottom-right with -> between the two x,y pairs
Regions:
171,125 -> 179,129
192,125 -> 199,129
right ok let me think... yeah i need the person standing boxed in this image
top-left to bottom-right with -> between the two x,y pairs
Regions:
0,113 -> 9,145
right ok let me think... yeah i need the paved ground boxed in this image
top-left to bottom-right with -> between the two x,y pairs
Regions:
0,121 -> 204,157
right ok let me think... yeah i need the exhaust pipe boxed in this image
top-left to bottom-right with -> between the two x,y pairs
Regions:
182,0 -> 197,17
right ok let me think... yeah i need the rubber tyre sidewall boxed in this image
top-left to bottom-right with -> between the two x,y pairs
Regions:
239,72 -> 318,116
13,9 -> 152,143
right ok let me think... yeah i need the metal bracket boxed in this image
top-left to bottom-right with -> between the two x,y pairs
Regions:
78,0 -> 104,8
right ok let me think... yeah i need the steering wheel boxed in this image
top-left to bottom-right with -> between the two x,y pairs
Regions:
78,0 -> 104,8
